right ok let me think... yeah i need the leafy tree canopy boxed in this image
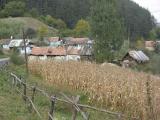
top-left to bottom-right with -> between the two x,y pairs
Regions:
0,1 -> 26,17
73,19 -> 90,37
90,0 -> 125,62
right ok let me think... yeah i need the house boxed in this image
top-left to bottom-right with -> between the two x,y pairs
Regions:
80,44 -> 93,61
29,37 -> 94,61
63,37 -> 90,49
0,39 -> 11,50
29,46 -> 66,61
29,46 -> 82,61
8,39 -> 32,54
122,50 -> 149,68
29,45 -> 93,61
48,37 -> 63,47
156,41 -> 160,46
66,46 -> 81,61
145,41 -> 156,51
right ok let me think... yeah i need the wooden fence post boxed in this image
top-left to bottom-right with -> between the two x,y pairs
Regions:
23,83 -> 27,102
72,96 -> 80,120
17,75 -> 22,88
117,114 -> 123,120
12,76 -> 15,87
29,86 -> 36,112
48,96 -> 56,120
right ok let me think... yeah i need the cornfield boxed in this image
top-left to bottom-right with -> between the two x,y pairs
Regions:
29,60 -> 160,119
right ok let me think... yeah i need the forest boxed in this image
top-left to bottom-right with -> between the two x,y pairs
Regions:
1,0 -> 160,63
0,0 -> 155,41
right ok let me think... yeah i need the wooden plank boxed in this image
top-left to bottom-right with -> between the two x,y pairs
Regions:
48,96 -> 56,120
72,96 -> 80,120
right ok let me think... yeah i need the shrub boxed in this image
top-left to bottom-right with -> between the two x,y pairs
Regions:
26,28 -> 37,39
73,19 -> 90,37
59,29 -> 74,37
38,26 -> 48,41
10,50 -> 25,65
45,15 -> 67,30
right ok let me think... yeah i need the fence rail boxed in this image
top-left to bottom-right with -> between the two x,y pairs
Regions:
10,72 -> 139,120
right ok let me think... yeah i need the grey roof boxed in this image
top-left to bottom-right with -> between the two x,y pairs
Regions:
80,45 -> 93,56
128,50 -> 149,62
9,39 -> 30,47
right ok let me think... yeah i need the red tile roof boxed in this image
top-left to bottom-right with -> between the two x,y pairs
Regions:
31,47 -> 66,56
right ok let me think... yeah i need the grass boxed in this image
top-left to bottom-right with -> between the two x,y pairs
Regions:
0,54 -> 7,58
28,60 -> 160,120
0,17 -> 58,35
0,64 -> 118,120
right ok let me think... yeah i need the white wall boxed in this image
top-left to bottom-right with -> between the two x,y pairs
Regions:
19,47 -> 32,54
29,55 -> 81,61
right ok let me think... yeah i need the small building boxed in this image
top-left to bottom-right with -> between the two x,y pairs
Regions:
29,46 -> 66,61
145,41 -> 156,51
64,37 -> 90,49
67,46 -> 81,61
29,46 -> 82,61
0,39 -> 11,50
122,50 -> 149,68
8,39 -> 32,54
80,44 -> 93,61
48,37 -> 63,47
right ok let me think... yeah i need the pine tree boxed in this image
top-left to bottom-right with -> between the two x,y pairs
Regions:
90,0 -> 124,62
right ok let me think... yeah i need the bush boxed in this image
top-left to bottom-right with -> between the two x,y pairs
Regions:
45,15 -> 67,30
73,19 -> 90,37
38,26 -> 48,41
59,29 -> 74,37
10,50 -> 25,65
26,28 -> 37,39
29,8 -> 39,18
136,52 -> 160,75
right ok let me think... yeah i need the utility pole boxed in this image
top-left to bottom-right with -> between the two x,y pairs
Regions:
23,29 -> 29,76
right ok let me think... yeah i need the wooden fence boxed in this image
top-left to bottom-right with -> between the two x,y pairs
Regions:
10,73 -> 139,120
0,58 -> 9,71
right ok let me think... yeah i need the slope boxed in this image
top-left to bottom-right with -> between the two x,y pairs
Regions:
0,17 -> 58,36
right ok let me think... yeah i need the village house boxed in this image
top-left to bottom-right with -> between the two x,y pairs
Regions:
63,37 -> 91,49
145,41 -> 156,51
29,37 -> 93,61
122,50 -> 149,68
66,46 -> 81,61
80,44 -> 93,61
29,46 -> 66,61
29,45 -> 93,61
0,39 -> 11,50
48,37 -> 63,47
8,39 -> 33,54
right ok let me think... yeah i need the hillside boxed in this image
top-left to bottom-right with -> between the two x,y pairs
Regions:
0,17 -> 58,38
0,17 -> 56,31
